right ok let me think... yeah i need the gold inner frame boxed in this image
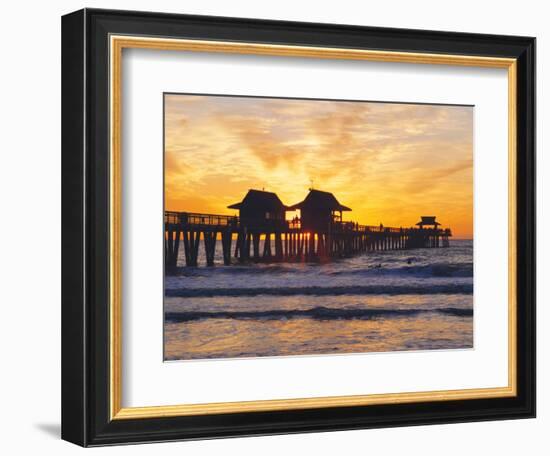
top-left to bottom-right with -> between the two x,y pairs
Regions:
109,35 -> 517,420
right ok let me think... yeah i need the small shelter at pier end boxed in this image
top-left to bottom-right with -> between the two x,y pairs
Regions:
289,189 -> 351,232
228,189 -> 288,229
416,216 -> 441,229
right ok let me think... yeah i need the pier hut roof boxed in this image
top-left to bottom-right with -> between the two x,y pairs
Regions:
227,189 -> 288,211
288,189 -> 351,211
416,216 -> 441,226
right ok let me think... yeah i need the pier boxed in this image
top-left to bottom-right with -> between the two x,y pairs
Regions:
165,195 -> 451,269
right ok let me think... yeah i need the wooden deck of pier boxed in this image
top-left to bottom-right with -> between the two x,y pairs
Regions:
165,211 -> 452,269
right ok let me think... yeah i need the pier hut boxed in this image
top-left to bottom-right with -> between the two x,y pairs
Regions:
287,189 -> 352,259
227,189 -> 289,262
415,216 -> 441,229
288,189 -> 351,232
227,189 -> 287,229
411,216 -> 444,248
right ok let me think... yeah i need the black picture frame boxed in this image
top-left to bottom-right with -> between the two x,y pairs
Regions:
62,8 -> 535,447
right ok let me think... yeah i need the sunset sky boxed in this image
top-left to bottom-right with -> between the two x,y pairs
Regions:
165,94 -> 473,239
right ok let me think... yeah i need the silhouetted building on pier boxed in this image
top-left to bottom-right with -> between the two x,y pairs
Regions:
228,189 -> 287,229
416,216 -> 441,229
289,189 -> 351,232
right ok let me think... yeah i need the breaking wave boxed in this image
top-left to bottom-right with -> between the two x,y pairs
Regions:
326,263 -> 473,278
173,263 -> 472,278
165,306 -> 473,322
165,283 -> 473,298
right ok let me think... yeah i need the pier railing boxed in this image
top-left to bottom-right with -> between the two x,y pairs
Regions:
165,211 -> 238,227
165,211 -> 413,234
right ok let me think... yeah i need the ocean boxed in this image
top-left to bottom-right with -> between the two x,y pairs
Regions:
164,239 -> 473,360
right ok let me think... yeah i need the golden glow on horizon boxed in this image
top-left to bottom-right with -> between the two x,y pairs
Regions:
165,95 -> 473,238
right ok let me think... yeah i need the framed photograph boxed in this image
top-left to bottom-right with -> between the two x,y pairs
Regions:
61,8 -> 535,446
